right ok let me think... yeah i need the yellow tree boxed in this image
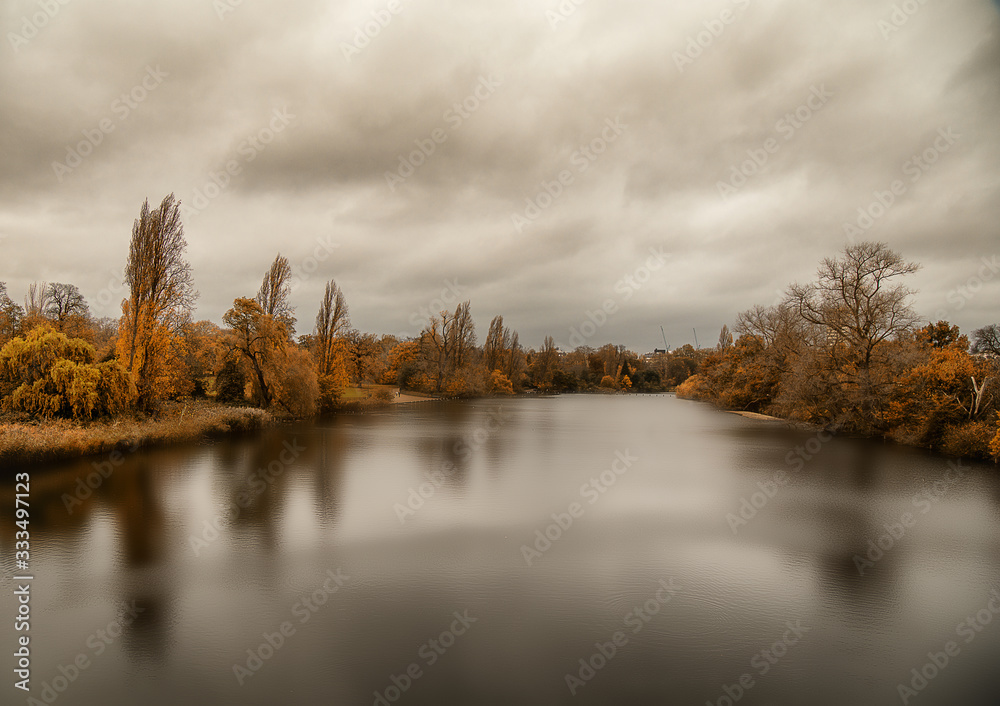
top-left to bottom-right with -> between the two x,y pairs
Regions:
118,194 -> 197,410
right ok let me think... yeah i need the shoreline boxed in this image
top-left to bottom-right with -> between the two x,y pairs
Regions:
0,401 -> 274,471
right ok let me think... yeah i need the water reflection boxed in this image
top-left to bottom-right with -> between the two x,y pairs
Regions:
1,396 -> 999,705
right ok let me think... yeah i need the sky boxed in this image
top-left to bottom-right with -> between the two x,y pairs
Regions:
1,0 -> 998,352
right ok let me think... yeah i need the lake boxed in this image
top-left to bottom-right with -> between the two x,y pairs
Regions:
3,395 -> 1000,705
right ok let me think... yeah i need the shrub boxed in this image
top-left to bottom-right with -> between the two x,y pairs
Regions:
489,370 -> 514,396
939,420 -> 996,460
373,386 -> 395,403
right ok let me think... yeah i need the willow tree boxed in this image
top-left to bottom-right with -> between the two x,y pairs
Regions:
117,194 -> 197,410
256,254 -> 296,337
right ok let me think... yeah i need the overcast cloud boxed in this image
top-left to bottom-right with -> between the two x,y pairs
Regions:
1,0 -> 998,351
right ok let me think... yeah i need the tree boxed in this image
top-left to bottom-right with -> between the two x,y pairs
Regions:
45,283 -> 89,325
787,242 -> 919,372
784,241 -> 920,431
717,324 -> 733,352
972,324 -> 1000,357
314,279 -> 350,377
223,298 -> 286,408
0,326 -> 133,420
530,336 -> 559,389
448,301 -> 476,370
0,283 -> 23,344
417,301 -> 478,393
484,315 -> 509,372
23,281 -> 50,318
118,194 -> 197,410
256,254 -> 296,337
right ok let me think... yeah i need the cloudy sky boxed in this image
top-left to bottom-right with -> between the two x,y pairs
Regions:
1,0 -> 998,351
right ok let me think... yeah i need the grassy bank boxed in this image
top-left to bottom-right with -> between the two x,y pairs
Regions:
0,400 -> 273,469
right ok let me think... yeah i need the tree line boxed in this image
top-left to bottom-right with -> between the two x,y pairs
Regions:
678,242 -> 1000,461
0,194 -> 700,423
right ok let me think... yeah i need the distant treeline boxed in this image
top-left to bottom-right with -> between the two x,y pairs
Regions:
678,242 -> 1000,461
0,194 -> 700,423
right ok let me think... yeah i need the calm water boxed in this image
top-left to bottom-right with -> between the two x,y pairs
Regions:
3,395 -> 1000,705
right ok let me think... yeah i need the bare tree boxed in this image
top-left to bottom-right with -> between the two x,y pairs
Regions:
786,241 -> 920,372
24,281 -> 50,318
45,283 -> 89,327
120,193 -> 197,408
783,241 -> 920,430
972,324 -> 1000,357
256,254 -> 296,337
314,279 -> 350,376
717,324 -> 733,352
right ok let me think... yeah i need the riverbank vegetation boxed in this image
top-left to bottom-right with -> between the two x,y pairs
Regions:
677,242 -> 1000,462
2,195 -> 997,464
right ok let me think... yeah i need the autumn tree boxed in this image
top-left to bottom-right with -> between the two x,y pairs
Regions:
118,194 -> 197,410
256,254 -> 297,337
223,298 -> 286,408
529,336 -> 559,389
784,241 -> 920,431
314,279 -> 350,375
0,283 -> 23,344
0,326 -> 133,420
